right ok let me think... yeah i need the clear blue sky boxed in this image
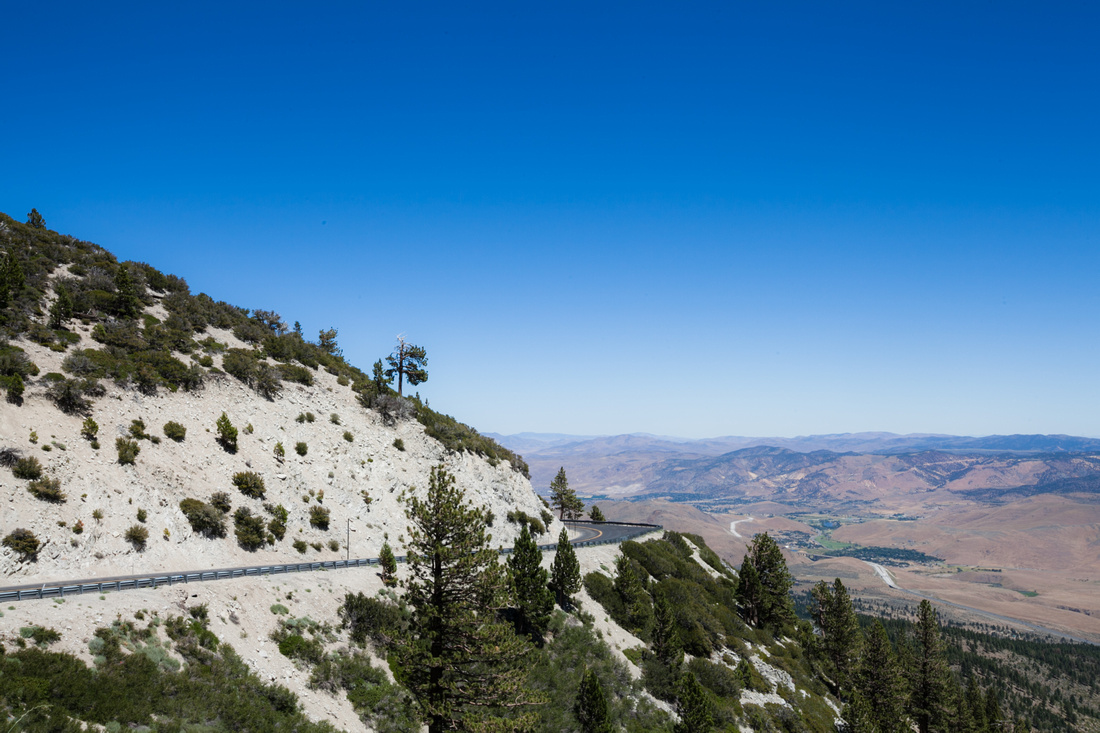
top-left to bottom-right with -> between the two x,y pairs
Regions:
4,2 -> 1099,438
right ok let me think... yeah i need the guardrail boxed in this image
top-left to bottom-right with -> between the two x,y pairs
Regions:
0,522 -> 662,603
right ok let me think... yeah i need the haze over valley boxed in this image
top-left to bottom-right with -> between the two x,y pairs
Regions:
500,431 -> 1100,644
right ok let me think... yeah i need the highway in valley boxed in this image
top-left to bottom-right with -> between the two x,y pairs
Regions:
863,561 -> 1098,646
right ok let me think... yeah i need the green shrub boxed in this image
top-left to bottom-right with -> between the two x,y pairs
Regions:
310,542 -> 323,551
13,455 -> 44,480
81,417 -> 99,441
278,364 -> 314,385
24,626 -> 62,646
274,441 -> 285,461
688,656 -> 742,699
309,505 -> 330,530
233,507 -> 266,550
329,413 -> 340,425
116,437 -> 140,465
271,604 -> 290,615
506,510 -> 545,536
179,498 -> 227,538
216,412 -> 237,452
129,419 -> 150,440
392,438 -> 405,451
414,402 -> 529,477
209,491 -> 232,513
340,592 -> 410,648
328,539 -> 340,552
277,633 -> 324,664
233,471 -> 266,499
46,377 -> 101,414
343,430 -> 353,442
295,441 -> 307,456
137,508 -> 148,523
293,539 -> 308,553
2,372 -> 25,404
735,657 -> 771,693
265,503 -> 288,540
125,524 -> 149,550
163,421 -> 186,441
3,528 -> 41,559
28,476 -> 66,503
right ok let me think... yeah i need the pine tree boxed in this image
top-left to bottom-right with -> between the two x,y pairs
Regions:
215,412 -> 238,453
574,668 -> 612,733
508,524 -> 554,640
614,555 -> 653,636
385,336 -> 427,396
856,620 -> 908,733
734,551 -> 763,627
842,691 -> 877,733
909,600 -> 951,733
965,676 -> 987,732
372,359 -> 391,394
549,467 -> 584,520
398,465 -> 543,732
984,688 -> 1005,732
550,527 -> 581,608
379,541 -> 397,586
589,505 -> 606,522
653,594 -> 683,670
114,263 -> 142,319
0,251 -> 25,309
317,327 -> 341,356
674,672 -> 713,733
48,282 -> 74,329
26,208 -> 45,228
736,533 -> 794,631
810,578 -> 861,693
644,592 -> 685,701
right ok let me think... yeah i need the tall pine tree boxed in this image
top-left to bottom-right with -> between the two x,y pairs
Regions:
508,523 -> 554,640
48,282 -> 74,329
114,263 -> 142,319
574,668 -> 613,733
549,467 -> 584,520
856,620 -> 908,733
550,527 -> 581,608
810,578 -> 861,693
736,532 -> 794,631
674,672 -> 714,733
398,465 -> 543,732
614,555 -> 653,636
908,600 -> 951,733
644,593 -> 685,702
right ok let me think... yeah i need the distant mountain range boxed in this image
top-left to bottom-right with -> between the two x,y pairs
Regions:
490,431 -> 1100,501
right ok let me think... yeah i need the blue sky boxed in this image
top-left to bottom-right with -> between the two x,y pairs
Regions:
4,2 -> 1098,438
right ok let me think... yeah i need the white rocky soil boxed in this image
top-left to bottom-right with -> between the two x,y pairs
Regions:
0,320 -> 562,585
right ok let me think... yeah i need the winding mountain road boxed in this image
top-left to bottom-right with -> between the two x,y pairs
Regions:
0,520 -> 660,603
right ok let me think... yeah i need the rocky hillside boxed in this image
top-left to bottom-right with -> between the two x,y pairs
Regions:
0,212 -> 559,584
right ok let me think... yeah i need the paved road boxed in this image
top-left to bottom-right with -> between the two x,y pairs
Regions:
0,520 -> 661,601
729,516 -> 754,539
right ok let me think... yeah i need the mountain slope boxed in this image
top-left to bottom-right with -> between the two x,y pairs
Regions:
0,212 -> 558,584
